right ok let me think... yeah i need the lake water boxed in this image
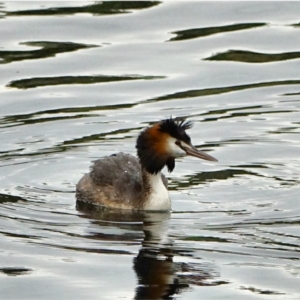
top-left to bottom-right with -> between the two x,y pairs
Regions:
0,1 -> 300,299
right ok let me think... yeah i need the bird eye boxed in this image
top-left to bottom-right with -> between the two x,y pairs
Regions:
175,140 -> 181,146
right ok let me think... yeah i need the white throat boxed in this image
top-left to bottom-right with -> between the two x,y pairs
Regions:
144,172 -> 171,211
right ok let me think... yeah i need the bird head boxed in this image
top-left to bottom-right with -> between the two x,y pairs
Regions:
136,117 -> 217,174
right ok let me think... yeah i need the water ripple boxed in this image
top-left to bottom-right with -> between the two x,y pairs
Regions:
0,41 -> 97,64
205,49 -> 300,63
148,79 -> 300,102
169,23 -> 266,41
2,1 -> 161,17
8,74 -> 165,89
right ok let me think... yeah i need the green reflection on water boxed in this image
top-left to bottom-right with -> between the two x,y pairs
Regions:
0,267 -> 32,276
0,193 -> 25,204
0,41 -> 97,64
8,75 -> 165,89
205,49 -> 300,63
169,23 -> 266,41
240,286 -> 285,296
171,165 -> 300,191
172,168 -> 260,190
182,236 -> 229,243
0,103 -> 135,128
3,1 -> 160,16
148,80 -> 300,102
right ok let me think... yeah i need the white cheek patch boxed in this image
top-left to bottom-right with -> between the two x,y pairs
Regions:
166,137 -> 186,157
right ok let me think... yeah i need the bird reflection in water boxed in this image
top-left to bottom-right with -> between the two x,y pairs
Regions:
133,214 -> 189,299
77,203 -> 225,299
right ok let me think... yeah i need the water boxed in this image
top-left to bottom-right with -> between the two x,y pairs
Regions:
1,1 -> 300,299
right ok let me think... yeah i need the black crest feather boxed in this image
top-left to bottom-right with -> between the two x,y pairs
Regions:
159,117 -> 193,144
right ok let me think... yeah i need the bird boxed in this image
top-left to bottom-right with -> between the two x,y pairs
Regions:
76,117 -> 217,211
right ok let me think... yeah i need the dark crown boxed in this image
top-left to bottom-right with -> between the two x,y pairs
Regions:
159,117 -> 193,145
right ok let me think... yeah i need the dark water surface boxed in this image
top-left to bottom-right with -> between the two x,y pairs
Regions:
1,1 -> 300,299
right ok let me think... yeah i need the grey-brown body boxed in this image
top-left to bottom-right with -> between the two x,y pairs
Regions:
76,152 -> 168,210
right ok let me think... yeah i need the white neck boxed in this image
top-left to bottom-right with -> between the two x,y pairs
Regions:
143,172 -> 171,211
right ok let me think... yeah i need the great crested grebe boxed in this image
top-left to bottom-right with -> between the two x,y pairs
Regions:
76,117 -> 217,211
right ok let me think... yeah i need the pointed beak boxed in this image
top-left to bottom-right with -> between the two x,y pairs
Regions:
183,145 -> 218,162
